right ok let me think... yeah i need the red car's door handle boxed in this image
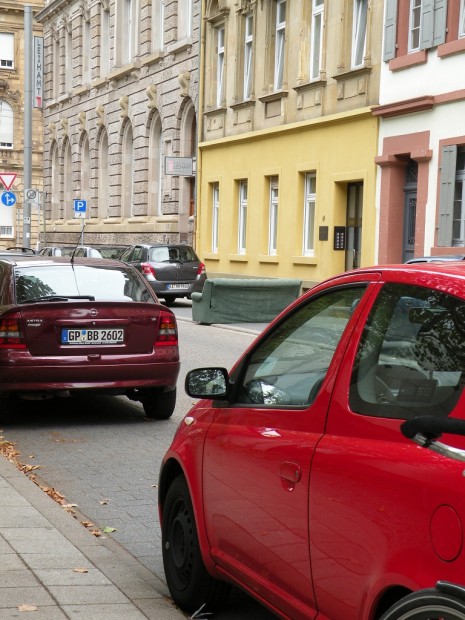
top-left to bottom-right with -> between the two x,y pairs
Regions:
280,461 -> 302,483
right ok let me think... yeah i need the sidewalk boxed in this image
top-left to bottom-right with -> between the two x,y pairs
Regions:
0,307 -> 267,619
0,454 -> 187,620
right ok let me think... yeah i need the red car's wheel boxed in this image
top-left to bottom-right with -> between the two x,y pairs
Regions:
162,475 -> 230,613
381,589 -> 465,619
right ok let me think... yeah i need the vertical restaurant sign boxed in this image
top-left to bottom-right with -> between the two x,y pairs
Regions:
33,37 -> 44,108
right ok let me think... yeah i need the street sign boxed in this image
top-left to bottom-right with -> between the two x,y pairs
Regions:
0,173 -> 17,190
0,191 -> 16,207
73,199 -> 87,219
165,157 -> 195,176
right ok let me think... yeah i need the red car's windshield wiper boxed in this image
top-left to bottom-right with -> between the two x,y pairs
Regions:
20,295 -> 96,304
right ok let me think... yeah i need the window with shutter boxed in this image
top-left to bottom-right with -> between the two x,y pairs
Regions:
0,33 -> 14,69
438,145 -> 457,247
0,100 -> 13,148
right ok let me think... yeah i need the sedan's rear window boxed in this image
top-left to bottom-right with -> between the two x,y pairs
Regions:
14,265 -> 154,304
149,246 -> 198,263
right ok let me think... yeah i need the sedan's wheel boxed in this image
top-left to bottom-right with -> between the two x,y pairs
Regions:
142,388 -> 176,419
162,476 -> 230,613
163,297 -> 177,306
381,589 -> 465,619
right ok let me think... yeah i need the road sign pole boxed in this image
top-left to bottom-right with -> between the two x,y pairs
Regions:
23,5 -> 33,247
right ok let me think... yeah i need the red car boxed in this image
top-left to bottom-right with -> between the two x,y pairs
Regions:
0,255 -> 179,419
159,263 -> 465,620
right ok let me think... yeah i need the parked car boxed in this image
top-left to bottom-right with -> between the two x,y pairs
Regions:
0,255 -> 179,419
1,246 -> 36,255
89,244 -> 129,259
159,262 -> 465,620
406,254 -> 465,263
120,243 -> 207,305
39,246 -> 103,258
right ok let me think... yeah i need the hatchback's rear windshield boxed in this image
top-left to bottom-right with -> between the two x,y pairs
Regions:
149,246 -> 198,262
14,265 -> 154,304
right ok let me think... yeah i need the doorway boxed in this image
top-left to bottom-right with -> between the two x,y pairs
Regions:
345,182 -> 363,270
402,160 -> 418,263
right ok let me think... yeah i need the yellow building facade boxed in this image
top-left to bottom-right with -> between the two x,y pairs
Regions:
197,0 -> 383,289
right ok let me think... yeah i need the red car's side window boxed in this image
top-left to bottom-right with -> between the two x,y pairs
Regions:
350,283 -> 465,419
234,285 -> 367,407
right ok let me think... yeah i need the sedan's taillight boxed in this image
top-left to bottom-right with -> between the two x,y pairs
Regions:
0,315 -> 26,349
155,311 -> 178,347
141,262 -> 156,277
196,262 -> 206,277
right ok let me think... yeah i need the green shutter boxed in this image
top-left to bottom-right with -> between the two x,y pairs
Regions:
433,0 -> 447,47
438,145 -> 457,247
420,0 -> 434,49
383,0 -> 398,61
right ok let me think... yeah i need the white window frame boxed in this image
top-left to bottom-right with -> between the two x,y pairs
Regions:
178,0 -> 193,40
216,26 -> 225,108
268,177 -> 279,255
212,184 -> 220,253
83,17 -> 91,83
65,28 -> 73,92
274,0 -> 286,90
100,5 -> 110,76
0,33 -> 14,69
123,0 -> 138,64
352,0 -> 368,68
243,14 -> 253,100
152,0 -> 164,51
310,0 -> 324,81
460,0 -> 465,38
453,148 -> 465,246
303,173 -> 316,256
238,180 -> 248,254
0,100 -> 13,148
409,0 -> 422,52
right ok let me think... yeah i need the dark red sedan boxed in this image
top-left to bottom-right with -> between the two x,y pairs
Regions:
159,263 -> 465,620
0,255 -> 179,419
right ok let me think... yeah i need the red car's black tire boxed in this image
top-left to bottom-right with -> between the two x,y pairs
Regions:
162,475 -> 230,613
381,589 -> 465,620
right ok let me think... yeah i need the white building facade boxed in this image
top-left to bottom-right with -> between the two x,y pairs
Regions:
375,0 -> 465,263
36,0 -> 199,248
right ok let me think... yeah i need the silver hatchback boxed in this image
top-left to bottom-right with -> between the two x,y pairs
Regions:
120,243 -> 207,305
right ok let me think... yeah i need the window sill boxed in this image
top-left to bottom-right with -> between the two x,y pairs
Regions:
107,62 -> 141,87
292,256 -> 317,265
258,90 -> 289,104
388,50 -> 427,72
332,65 -> 372,81
166,38 -> 193,56
205,106 -> 227,118
230,99 -> 256,111
204,253 -> 220,261
438,38 -> 465,58
293,78 -> 327,94
228,254 -> 248,262
258,254 -> 279,264
141,51 -> 165,67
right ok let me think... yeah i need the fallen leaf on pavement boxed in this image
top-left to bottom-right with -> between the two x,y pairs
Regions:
18,603 -> 38,612
73,567 -> 89,573
90,530 -> 101,537
102,526 -> 116,533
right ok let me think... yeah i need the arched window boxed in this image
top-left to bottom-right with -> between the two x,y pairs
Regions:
63,140 -> 73,219
81,134 -> 91,210
0,100 -> 13,148
121,122 -> 134,218
51,142 -> 60,220
148,114 -> 162,216
98,129 -> 109,218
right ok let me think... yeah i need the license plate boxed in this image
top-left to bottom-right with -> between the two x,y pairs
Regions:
166,283 -> 190,290
61,328 -> 125,345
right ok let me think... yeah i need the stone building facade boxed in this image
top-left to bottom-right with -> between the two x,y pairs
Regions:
36,0 -> 199,249
0,0 -> 44,250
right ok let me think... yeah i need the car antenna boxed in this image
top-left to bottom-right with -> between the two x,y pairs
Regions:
70,220 -> 85,265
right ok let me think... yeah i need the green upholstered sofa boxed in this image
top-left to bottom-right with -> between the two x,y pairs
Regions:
191,278 -> 302,325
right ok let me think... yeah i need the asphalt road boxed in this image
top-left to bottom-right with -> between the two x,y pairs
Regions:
0,302 -> 277,620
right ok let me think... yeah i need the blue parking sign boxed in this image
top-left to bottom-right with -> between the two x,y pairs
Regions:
1,191 -> 17,207
73,199 -> 87,218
